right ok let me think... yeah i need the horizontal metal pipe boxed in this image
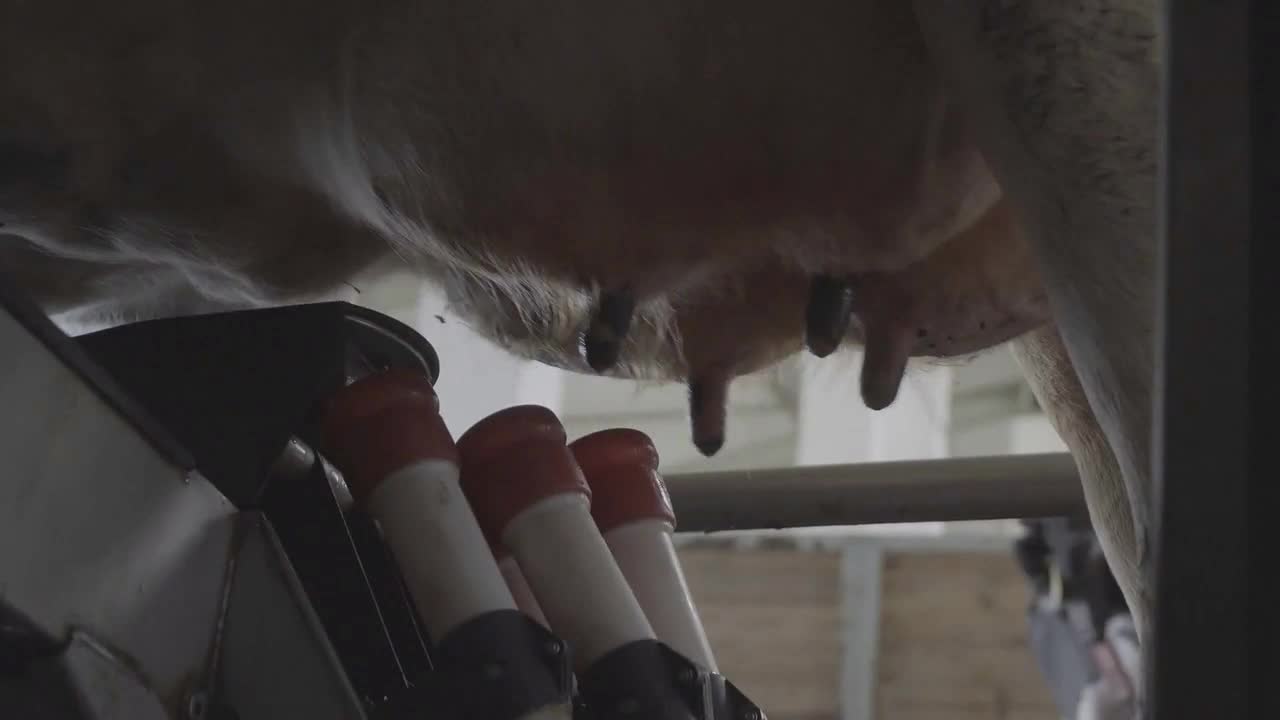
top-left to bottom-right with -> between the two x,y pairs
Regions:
664,453 -> 1084,532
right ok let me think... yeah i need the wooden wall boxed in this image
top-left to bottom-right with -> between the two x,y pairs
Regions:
674,544 -> 1059,720
875,552 -> 1059,720
679,547 -> 844,720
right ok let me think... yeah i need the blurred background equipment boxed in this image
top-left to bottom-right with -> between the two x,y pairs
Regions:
1015,518 -> 1140,720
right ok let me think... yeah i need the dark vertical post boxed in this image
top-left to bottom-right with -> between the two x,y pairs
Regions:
1149,1 -> 1260,717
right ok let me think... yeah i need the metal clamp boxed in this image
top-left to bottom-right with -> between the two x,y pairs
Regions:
574,641 -> 764,720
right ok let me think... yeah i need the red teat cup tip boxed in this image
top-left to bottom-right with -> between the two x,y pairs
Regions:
570,428 -> 675,533
320,368 -> 457,504
457,405 -> 591,547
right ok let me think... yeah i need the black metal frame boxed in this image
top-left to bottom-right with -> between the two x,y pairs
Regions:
1149,1 -> 1264,717
75,302 -> 438,506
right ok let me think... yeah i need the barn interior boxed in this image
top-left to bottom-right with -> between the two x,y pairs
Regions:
0,1 -> 1260,719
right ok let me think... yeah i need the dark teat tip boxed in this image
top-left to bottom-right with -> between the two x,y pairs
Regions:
804,275 -> 855,358
694,434 -> 725,457
688,374 -> 730,458
582,289 -> 636,372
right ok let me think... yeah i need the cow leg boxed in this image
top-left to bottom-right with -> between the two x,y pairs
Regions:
1011,325 -> 1151,647
911,0 -> 1159,631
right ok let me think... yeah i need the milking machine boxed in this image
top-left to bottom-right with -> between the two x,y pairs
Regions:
0,277 -> 763,720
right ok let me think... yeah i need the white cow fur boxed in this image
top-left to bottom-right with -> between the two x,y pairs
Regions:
914,0 -> 1159,644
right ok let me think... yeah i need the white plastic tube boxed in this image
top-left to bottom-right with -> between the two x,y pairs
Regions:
458,405 -> 656,671
497,552 -> 549,628
321,369 -> 516,640
571,428 -> 718,672
503,494 -> 654,667
603,520 -> 717,672
365,459 -> 517,636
